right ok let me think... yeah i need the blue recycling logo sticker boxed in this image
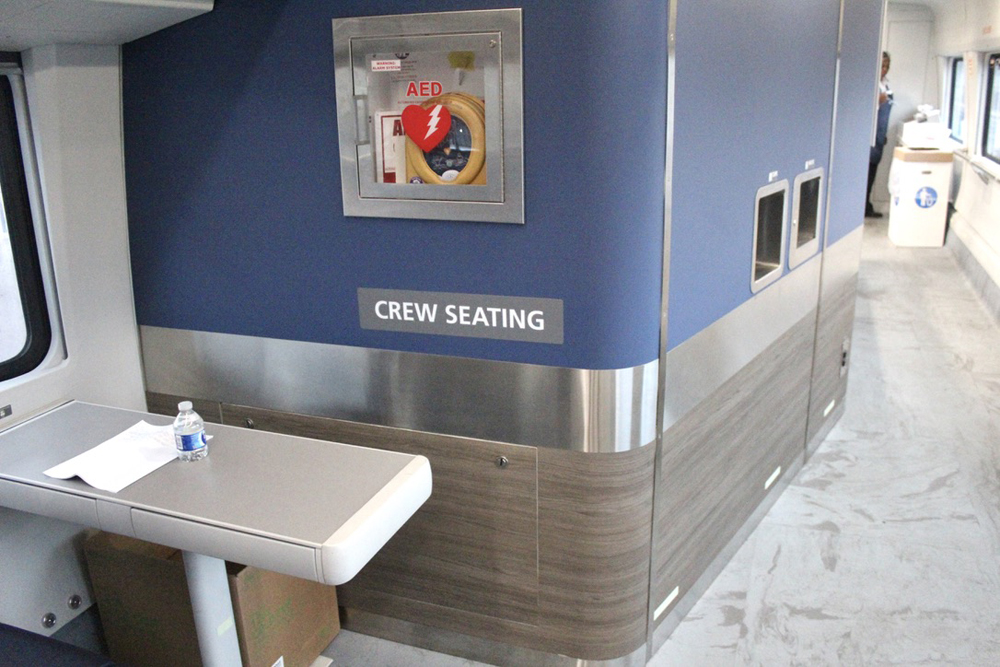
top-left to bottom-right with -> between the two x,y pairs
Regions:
915,187 -> 938,209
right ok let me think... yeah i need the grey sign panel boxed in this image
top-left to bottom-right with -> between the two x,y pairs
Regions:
358,288 -> 563,344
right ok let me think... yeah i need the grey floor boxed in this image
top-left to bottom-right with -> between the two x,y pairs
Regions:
322,218 -> 1000,666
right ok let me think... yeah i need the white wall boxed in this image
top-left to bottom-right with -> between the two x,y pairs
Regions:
21,44 -> 145,411
927,0 -> 1000,54
920,0 -> 1000,311
873,3 -> 936,212
0,43 -> 145,635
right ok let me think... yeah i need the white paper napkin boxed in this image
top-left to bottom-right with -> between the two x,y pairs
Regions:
44,420 -> 179,493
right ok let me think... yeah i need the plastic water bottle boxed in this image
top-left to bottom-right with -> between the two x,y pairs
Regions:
173,401 -> 207,462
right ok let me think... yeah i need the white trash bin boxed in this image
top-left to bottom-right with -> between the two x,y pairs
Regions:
887,147 -> 953,247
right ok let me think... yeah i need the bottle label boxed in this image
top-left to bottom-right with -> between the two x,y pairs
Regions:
177,431 -> 206,452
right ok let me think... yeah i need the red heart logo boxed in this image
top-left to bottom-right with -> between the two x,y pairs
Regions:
401,104 -> 452,152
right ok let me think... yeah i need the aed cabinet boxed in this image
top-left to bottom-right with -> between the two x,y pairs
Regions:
333,9 -> 524,224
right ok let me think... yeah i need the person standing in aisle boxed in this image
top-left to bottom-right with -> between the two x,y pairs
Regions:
866,51 -> 893,218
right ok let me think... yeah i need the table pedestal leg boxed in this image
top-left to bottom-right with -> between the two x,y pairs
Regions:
182,551 -> 242,666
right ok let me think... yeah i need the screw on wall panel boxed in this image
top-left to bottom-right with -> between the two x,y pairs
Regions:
495,456 -> 508,468
68,595 -> 82,610
41,613 -> 56,629
244,418 -> 255,429
489,40 -> 497,48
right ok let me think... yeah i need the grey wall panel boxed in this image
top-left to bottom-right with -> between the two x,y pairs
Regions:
806,227 -> 864,449
140,326 -> 657,453
534,445 -> 655,660
341,445 -> 656,661
219,403 -> 540,625
650,449 -> 804,656
194,398 -> 655,662
806,278 -> 856,446
662,255 -> 821,432
650,312 -> 815,626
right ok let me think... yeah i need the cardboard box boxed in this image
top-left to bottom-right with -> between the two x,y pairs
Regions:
84,532 -> 339,667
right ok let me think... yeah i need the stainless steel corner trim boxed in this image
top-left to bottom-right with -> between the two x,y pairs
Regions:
822,0 -> 846,261
650,0 -> 678,656
139,326 -> 657,453
661,254 -> 822,432
657,0 -> 678,403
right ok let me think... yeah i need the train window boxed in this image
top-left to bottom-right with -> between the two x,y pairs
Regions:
947,58 -> 965,143
0,70 -> 52,381
984,54 -> 1000,164
751,180 -> 788,293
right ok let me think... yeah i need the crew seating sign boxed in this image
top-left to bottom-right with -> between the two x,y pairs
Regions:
358,288 -> 564,344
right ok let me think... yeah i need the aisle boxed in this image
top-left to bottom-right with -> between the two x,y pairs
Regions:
653,219 -> 1000,666
322,219 -> 1000,665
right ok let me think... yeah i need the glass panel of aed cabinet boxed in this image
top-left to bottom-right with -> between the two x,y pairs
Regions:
948,58 -> 965,142
984,54 -> 1000,164
347,32 -> 504,205
751,181 -> 787,293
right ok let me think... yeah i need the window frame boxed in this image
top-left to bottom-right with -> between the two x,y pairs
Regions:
947,57 -> 965,143
0,69 -> 53,381
982,53 -> 1000,165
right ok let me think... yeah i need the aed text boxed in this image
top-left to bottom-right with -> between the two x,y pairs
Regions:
405,81 -> 443,97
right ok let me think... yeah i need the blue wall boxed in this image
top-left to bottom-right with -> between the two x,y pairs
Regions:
666,0 -> 841,349
123,0 -> 667,371
827,0 -> 886,244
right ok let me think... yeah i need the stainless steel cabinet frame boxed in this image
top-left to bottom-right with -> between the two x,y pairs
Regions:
333,9 -> 524,224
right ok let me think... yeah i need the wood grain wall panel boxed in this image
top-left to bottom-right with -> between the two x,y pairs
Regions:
651,314 -> 815,623
535,445 -> 655,659
218,404 -> 540,624
146,391 -> 223,424
807,275 -> 858,444
217,404 -> 655,660
329,444 -> 655,661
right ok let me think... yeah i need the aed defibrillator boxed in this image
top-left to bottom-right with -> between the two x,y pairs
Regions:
404,92 -> 487,186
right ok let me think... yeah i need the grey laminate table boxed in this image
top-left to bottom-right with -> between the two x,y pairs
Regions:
0,401 -> 432,665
